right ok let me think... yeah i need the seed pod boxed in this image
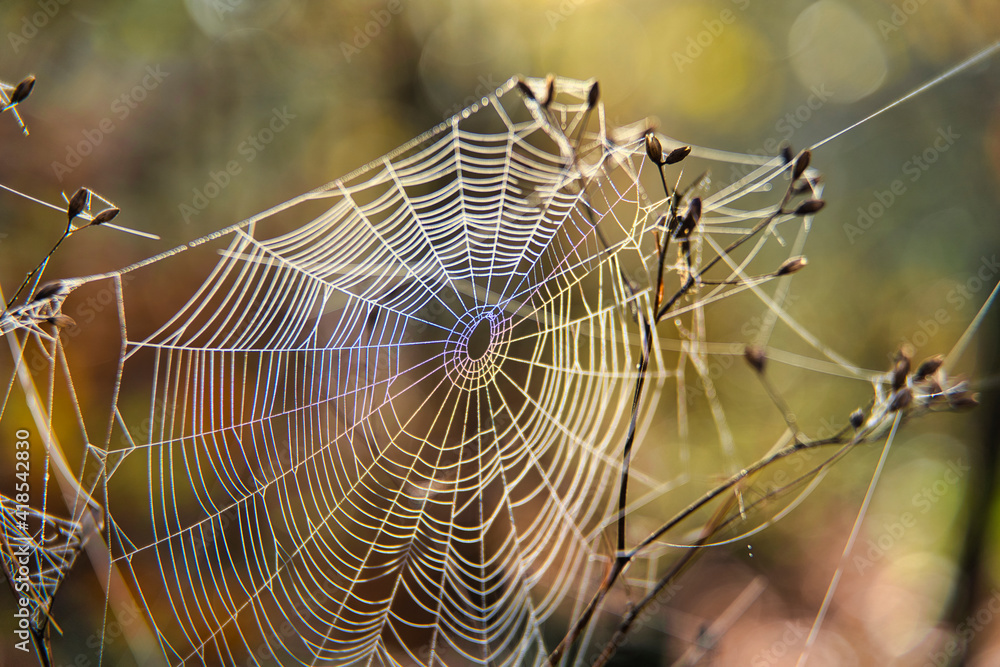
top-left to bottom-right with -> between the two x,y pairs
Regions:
664,145 -> 691,165
948,391 -> 979,410
780,145 -> 794,164
888,387 -> 913,412
67,187 -> 89,222
47,314 -> 76,329
744,345 -> 766,373
914,355 -> 944,381
776,256 -> 808,276
890,346 -> 912,391
10,75 -> 36,105
90,207 -> 120,226
32,281 -> 65,302
645,131 -> 663,164
587,81 -> 600,109
793,199 -> 825,216
792,150 -> 811,181
675,197 -> 701,239
849,409 -> 865,429
688,196 -> 702,220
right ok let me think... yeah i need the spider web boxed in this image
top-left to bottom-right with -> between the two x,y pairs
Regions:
0,67 -> 991,666
109,77 -> 662,667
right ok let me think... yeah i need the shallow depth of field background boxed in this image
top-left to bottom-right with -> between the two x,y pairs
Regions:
1,0 -> 999,665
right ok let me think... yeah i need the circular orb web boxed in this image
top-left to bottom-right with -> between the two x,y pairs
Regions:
109,76 -> 654,667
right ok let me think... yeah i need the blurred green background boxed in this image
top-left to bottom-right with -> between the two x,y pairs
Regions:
1,0 -> 999,665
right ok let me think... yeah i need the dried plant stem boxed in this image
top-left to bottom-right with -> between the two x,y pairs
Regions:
545,315 -> 651,666
550,155 -> 825,666
2,228 -> 71,314
1,292 -> 165,667
656,176 -> 801,321
589,495 -> 734,667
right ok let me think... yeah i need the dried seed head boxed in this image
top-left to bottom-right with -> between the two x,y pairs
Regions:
47,314 -> 76,329
67,187 -> 89,222
849,409 -> 865,429
891,356 -> 911,391
948,391 -> 979,410
792,150 -> 811,181
914,355 -> 944,381
744,345 -> 766,373
10,75 -> 36,105
32,281 -> 65,302
687,196 -> 701,222
888,386 -> 913,412
645,131 -> 663,164
89,207 -> 120,226
587,81 -> 600,109
664,145 -> 691,165
776,256 -> 808,276
793,199 -> 825,216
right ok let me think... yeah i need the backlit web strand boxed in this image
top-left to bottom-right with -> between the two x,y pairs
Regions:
106,76 -> 661,666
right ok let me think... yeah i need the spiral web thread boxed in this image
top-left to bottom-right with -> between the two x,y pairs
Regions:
0,74 -> 909,666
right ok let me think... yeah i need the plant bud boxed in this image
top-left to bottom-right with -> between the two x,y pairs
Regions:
949,392 -> 979,410
32,281 -> 65,302
90,208 -> 121,226
793,199 -> 825,216
792,150 -> 811,181
888,387 -> 913,412
47,314 -> 76,328
645,131 -> 663,164
914,355 -> 944,381
10,75 -> 36,105
776,256 -> 808,276
664,145 -> 691,165
744,345 -> 766,373
67,187 -> 89,222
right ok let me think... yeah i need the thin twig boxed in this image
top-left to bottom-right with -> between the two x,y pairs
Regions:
656,172 -> 802,322
550,148 -> 814,666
